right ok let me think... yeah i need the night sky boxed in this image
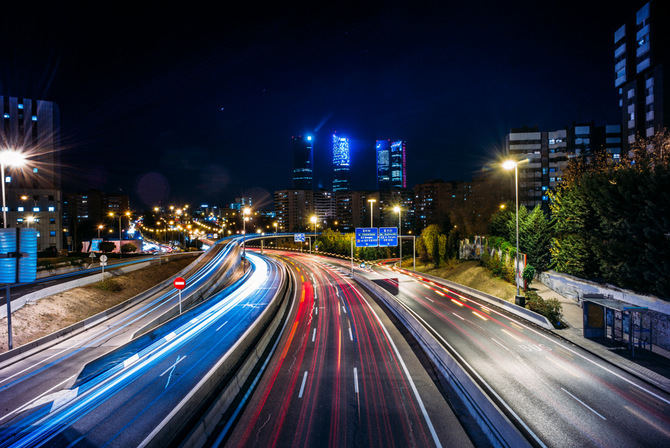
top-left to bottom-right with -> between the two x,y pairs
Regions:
1,2 -> 628,210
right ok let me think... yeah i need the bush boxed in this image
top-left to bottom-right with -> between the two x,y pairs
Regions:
100,241 -> 116,253
525,290 -> 563,327
95,278 -> 123,292
121,243 -> 137,254
523,265 -> 536,285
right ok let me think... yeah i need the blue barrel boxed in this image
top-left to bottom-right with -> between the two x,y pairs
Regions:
0,228 -> 17,283
19,228 -> 37,283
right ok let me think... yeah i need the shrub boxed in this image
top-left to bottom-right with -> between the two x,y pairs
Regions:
525,290 -> 563,327
95,278 -> 123,292
100,242 -> 116,253
523,265 -> 536,284
121,243 -> 137,254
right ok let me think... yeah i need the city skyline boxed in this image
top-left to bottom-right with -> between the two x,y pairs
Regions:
0,2 -> 632,207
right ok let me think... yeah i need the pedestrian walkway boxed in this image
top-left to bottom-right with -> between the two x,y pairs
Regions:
531,280 -> 670,394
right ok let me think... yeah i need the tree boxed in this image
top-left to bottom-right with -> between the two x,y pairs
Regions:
100,241 -> 116,253
121,243 -> 137,254
421,224 -> 441,267
438,234 -> 447,264
519,205 -> 552,272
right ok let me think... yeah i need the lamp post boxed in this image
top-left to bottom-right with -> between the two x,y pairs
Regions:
242,207 -> 251,259
0,150 -> 27,228
367,198 -> 376,227
273,222 -> 278,235
26,215 -> 35,229
97,224 -> 104,238
310,215 -> 317,254
502,159 -> 527,304
394,205 -> 402,268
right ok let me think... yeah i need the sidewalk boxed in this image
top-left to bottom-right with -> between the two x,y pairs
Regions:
532,280 -> 670,394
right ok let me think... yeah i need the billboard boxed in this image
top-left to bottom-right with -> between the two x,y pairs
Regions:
90,238 -> 103,252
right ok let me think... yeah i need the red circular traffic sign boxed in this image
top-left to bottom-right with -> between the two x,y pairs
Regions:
173,277 -> 186,290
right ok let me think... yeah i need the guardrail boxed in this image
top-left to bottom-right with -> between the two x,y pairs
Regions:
140,263 -> 294,447
355,274 -> 534,448
399,269 -> 553,330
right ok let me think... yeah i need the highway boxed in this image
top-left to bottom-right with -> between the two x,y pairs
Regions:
223,251 -> 472,448
322,258 -> 670,448
0,240 -> 251,446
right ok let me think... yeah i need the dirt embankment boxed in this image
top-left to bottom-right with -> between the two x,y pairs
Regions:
414,260 -> 518,301
0,256 -> 196,351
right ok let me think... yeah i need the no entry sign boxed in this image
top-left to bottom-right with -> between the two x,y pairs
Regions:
173,277 -> 186,290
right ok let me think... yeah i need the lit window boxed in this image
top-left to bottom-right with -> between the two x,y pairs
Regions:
3,114 -> 9,119
49,231 -> 56,236
36,232 -> 40,237
31,115 -> 37,121
33,167 -> 38,173
48,206 -> 55,212
16,218 -> 23,223
17,206 -> 24,212
4,177 -> 10,183
542,195 -> 549,201
33,207 -> 40,212
542,186 -> 548,191
18,104 -> 24,110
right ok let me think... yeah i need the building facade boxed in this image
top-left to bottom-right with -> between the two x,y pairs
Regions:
376,139 -> 407,190
0,95 -> 62,251
273,189 -> 314,232
505,123 -> 622,208
614,1 -> 669,150
291,135 -> 313,190
332,133 -> 351,192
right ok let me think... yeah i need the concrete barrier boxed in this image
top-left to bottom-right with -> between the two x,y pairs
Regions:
0,250 -> 211,365
140,264 -> 293,448
405,269 -> 553,330
355,275 -> 534,448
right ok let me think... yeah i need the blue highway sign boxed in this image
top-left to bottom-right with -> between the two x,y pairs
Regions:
355,228 -> 378,247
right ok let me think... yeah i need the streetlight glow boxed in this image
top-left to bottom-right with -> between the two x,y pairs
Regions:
502,159 -> 517,171
0,150 -> 27,167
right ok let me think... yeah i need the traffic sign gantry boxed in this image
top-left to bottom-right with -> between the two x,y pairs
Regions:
173,277 -> 186,314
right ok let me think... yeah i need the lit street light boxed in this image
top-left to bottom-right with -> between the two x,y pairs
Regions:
97,224 -> 104,238
394,205 -> 402,268
310,215 -> 317,254
242,207 -> 251,259
502,158 -> 528,304
0,150 -> 27,228
367,198 -> 376,227
25,215 -> 35,229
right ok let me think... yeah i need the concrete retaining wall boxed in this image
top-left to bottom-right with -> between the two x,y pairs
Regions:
355,275 -> 533,448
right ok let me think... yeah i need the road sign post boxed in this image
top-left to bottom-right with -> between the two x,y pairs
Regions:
173,277 -> 186,314
99,254 -> 108,281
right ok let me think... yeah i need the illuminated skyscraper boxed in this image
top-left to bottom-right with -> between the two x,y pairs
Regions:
332,133 -> 350,192
376,139 -> 406,190
291,135 -> 313,189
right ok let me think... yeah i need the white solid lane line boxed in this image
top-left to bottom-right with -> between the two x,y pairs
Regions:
561,387 -> 607,420
215,320 -> 229,331
353,367 -> 359,394
298,371 -> 308,398
312,328 -> 316,342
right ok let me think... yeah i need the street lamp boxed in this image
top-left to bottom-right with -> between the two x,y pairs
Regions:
97,224 -> 104,238
273,222 -> 278,235
310,215 -> 317,254
26,215 -> 35,229
367,198 -> 377,227
394,205 -> 402,268
502,159 -> 528,304
0,150 -> 27,228
242,207 -> 251,259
